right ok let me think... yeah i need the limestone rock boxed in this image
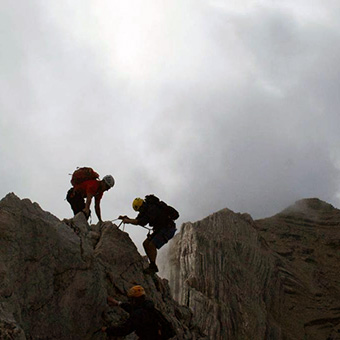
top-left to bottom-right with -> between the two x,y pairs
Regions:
168,199 -> 340,340
257,198 -> 340,340
0,193 -> 206,340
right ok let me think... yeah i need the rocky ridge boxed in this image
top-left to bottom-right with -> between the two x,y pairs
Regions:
168,198 -> 340,340
0,193 -> 205,340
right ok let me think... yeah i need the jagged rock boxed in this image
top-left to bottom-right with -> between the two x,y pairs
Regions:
0,193 -> 206,340
168,199 -> 340,340
168,208 -> 278,340
257,198 -> 340,340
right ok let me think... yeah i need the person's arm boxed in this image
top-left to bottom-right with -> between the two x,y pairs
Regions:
102,298 -> 134,336
95,198 -> 102,222
107,296 -> 132,313
119,212 -> 148,226
119,216 -> 139,225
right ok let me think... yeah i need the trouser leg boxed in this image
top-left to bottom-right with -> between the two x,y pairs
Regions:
66,188 -> 86,215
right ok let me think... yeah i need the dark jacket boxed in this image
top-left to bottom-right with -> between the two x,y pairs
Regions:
106,299 -> 161,340
136,200 -> 175,231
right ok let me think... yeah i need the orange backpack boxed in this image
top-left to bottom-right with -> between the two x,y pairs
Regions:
70,167 -> 99,186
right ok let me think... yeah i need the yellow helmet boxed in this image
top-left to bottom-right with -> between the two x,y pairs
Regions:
132,198 -> 144,211
127,285 -> 146,298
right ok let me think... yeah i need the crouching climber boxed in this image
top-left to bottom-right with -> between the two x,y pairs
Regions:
66,167 -> 114,222
119,195 -> 179,274
102,285 -> 175,340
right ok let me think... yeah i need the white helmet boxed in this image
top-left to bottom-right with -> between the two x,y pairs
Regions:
103,175 -> 115,188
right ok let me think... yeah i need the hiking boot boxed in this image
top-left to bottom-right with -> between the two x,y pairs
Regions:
143,263 -> 159,275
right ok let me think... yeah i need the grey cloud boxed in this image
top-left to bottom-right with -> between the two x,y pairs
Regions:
1,1 -> 340,256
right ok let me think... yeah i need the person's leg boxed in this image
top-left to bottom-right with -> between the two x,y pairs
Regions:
143,227 -> 176,274
143,237 -> 159,274
143,238 -> 158,267
66,188 -> 88,217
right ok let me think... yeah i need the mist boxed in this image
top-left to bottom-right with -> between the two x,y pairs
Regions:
1,0 -> 340,253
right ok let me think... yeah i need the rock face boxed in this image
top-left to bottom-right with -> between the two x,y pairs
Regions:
168,198 -> 340,340
0,193 -> 206,340
257,198 -> 340,340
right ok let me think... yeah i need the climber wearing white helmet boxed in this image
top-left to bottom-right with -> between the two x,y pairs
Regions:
66,167 -> 115,222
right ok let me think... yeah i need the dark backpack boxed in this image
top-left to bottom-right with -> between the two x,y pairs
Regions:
153,308 -> 176,340
145,195 -> 179,221
70,167 -> 99,186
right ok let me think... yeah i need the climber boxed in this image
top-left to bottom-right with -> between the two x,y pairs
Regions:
102,285 -> 175,340
119,195 -> 179,274
66,167 -> 115,222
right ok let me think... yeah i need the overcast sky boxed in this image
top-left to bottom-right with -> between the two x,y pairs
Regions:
1,0 -> 340,252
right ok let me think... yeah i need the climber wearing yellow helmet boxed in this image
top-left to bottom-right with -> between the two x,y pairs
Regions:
119,194 -> 179,275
